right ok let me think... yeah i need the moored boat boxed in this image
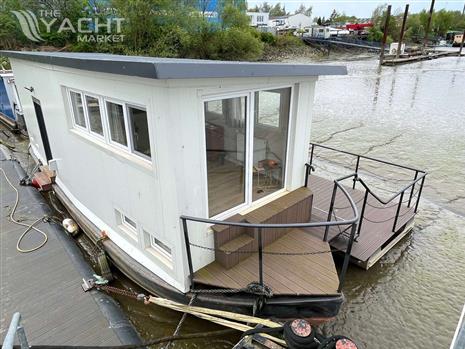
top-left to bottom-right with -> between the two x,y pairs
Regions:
1,50 -> 426,321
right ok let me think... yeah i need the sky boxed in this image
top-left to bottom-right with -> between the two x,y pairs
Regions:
247,1 -> 465,19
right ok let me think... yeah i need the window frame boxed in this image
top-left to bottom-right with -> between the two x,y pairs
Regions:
83,92 -> 106,140
68,89 -> 88,131
119,212 -> 138,242
254,89 -> 286,129
65,87 -> 152,162
201,84 -> 294,220
104,98 -> 131,151
126,103 -> 152,161
145,230 -> 173,267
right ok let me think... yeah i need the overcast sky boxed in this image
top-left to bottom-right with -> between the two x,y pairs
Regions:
247,1 -> 465,18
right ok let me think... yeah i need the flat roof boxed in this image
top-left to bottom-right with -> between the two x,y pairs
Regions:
0,51 -> 347,80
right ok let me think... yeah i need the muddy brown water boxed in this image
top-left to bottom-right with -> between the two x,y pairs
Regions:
3,55 -> 464,348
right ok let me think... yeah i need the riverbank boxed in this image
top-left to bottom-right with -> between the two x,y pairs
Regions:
261,43 -> 379,63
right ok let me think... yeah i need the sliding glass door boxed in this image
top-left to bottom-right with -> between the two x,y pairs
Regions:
204,87 -> 291,217
204,96 -> 247,217
252,88 -> 291,201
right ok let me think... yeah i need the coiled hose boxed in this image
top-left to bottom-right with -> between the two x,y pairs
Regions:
0,166 -> 48,253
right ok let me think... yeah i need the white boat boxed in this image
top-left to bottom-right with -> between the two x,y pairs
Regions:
2,51 -> 425,321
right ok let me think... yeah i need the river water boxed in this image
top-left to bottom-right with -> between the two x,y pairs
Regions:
309,56 -> 465,348
71,56 -> 465,348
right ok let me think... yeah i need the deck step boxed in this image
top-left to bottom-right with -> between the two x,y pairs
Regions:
212,187 -> 313,269
216,234 -> 255,269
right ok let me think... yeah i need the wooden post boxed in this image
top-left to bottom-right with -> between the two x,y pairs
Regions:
423,0 -> 435,51
459,29 -> 465,56
379,5 -> 392,65
396,4 -> 409,59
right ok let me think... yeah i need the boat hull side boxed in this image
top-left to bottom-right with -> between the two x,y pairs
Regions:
54,183 -> 344,321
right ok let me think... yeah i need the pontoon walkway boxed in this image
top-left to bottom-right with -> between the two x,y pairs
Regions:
0,151 -> 139,346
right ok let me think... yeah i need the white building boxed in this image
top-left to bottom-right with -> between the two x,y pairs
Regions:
287,13 -> 312,29
247,12 -> 269,27
269,13 -> 312,30
3,50 -> 349,320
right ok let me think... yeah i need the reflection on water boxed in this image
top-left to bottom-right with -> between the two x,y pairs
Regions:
312,57 -> 465,348
116,57 -> 465,349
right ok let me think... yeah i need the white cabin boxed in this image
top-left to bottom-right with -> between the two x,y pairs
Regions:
3,51 -> 346,294
247,12 -> 269,27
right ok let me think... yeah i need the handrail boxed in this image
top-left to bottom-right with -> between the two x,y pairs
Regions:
357,173 -> 427,205
310,142 -> 426,174
309,143 -> 427,235
181,168 -> 360,295
2,312 -> 29,349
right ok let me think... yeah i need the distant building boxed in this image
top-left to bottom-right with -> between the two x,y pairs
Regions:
287,13 -> 312,29
268,13 -> 312,30
247,12 -> 269,27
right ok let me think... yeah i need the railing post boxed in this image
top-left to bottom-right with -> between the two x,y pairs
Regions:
324,182 -> 338,241
408,170 -> 418,207
338,223 -> 357,293
357,190 -> 369,239
309,143 -> 315,166
414,176 -> 426,213
304,164 -> 310,187
353,156 -> 360,189
181,217 -> 195,288
2,312 -> 28,349
392,191 -> 405,232
258,228 -> 263,286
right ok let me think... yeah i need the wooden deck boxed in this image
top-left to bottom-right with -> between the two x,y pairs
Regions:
0,154 -> 138,345
306,175 -> 416,268
194,228 -> 339,295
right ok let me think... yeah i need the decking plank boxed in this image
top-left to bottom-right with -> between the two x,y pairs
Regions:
194,228 -> 339,295
0,157 -> 123,346
307,175 -> 416,264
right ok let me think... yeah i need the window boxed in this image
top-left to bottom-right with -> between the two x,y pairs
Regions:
107,101 -> 127,146
119,212 -> 138,241
70,91 -> 86,128
85,95 -> 103,136
67,88 -> 152,162
145,231 -> 172,266
257,15 -> 264,22
150,235 -> 172,259
128,106 -> 151,158
255,90 -> 282,127
122,215 -> 137,230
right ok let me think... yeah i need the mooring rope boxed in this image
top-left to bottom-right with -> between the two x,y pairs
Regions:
0,166 -> 48,253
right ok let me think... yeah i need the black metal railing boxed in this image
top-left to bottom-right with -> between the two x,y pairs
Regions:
181,167 -> 360,295
308,143 -> 427,239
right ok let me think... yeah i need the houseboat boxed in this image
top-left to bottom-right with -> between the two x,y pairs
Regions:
0,70 -> 23,130
2,51 -> 425,321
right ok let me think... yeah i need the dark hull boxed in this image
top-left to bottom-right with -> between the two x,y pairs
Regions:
54,184 -> 344,321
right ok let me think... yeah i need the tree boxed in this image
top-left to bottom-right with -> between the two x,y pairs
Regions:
248,5 -> 260,12
269,3 -> 286,17
260,2 -> 271,12
221,4 -> 250,29
295,4 -> 306,14
294,3 -> 312,17
305,6 -> 312,17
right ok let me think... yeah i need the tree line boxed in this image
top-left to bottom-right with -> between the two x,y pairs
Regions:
369,5 -> 465,43
0,0 -> 277,61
